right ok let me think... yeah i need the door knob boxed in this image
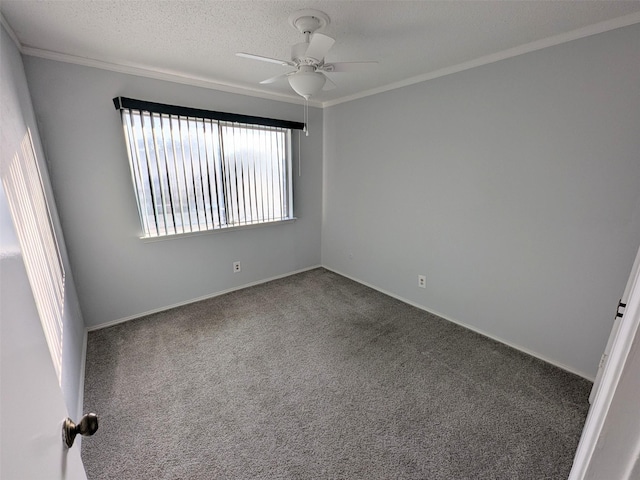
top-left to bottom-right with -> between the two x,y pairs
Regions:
63,413 -> 99,448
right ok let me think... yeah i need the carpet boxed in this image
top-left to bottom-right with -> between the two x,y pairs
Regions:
82,268 -> 591,479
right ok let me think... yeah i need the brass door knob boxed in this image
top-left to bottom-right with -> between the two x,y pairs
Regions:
63,413 -> 99,448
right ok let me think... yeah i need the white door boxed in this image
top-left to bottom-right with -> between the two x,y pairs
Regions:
0,184 -> 87,480
570,243 -> 640,479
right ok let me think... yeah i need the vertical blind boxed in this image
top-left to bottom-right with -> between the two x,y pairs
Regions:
114,98 -> 302,238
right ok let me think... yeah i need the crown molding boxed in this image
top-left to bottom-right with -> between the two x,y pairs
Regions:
322,11 -> 640,108
5,10 -> 640,109
0,14 -> 21,49
18,46 -> 323,107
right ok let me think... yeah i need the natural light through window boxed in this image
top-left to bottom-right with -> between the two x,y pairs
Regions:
2,129 -> 65,384
116,100 -> 294,238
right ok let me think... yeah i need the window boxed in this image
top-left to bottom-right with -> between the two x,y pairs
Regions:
114,97 -> 303,238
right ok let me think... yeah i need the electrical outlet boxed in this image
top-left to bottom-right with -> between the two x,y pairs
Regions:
418,275 -> 426,288
233,261 -> 241,273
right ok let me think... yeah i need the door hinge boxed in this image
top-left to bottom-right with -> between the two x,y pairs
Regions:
599,353 -> 608,369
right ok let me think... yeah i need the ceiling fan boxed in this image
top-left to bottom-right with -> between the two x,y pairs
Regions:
237,9 -> 377,100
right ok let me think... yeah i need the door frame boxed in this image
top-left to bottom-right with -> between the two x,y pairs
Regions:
569,244 -> 640,479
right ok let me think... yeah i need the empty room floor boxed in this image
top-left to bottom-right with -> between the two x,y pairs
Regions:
82,268 -> 591,479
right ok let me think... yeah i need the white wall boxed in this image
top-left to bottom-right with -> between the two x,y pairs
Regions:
23,59 -> 323,328
322,24 -> 640,379
1,24 -> 87,479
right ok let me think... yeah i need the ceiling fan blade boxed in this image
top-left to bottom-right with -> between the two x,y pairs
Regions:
304,33 -> 335,62
259,72 -> 296,85
321,61 -> 378,72
322,74 -> 337,91
236,52 -> 294,66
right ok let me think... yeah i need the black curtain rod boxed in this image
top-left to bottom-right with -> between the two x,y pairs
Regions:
113,97 -> 305,131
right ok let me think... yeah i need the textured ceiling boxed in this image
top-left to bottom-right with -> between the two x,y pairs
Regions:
2,1 -> 640,106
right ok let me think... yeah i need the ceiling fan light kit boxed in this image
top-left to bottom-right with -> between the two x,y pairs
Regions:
287,65 -> 326,99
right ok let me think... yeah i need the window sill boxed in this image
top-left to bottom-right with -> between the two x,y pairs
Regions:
139,218 -> 297,243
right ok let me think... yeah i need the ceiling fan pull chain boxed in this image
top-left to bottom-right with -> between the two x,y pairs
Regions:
304,98 -> 309,137
298,130 -> 302,177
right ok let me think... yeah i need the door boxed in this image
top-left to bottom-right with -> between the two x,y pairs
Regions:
570,243 -> 640,479
589,245 -> 640,403
0,184 -> 87,479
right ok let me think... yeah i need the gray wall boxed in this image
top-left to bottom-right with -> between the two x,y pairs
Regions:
23,59 -> 323,328
1,24 -> 86,477
322,24 -> 640,379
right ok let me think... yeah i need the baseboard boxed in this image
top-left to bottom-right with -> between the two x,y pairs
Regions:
87,265 -> 323,332
322,266 -> 595,382
85,263 -> 593,381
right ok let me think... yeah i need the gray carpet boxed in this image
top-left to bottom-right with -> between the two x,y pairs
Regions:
82,268 -> 591,479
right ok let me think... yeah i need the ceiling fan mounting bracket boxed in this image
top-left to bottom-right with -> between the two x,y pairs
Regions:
288,9 -> 330,35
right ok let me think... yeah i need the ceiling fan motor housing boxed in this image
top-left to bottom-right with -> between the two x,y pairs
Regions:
292,42 -> 318,65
